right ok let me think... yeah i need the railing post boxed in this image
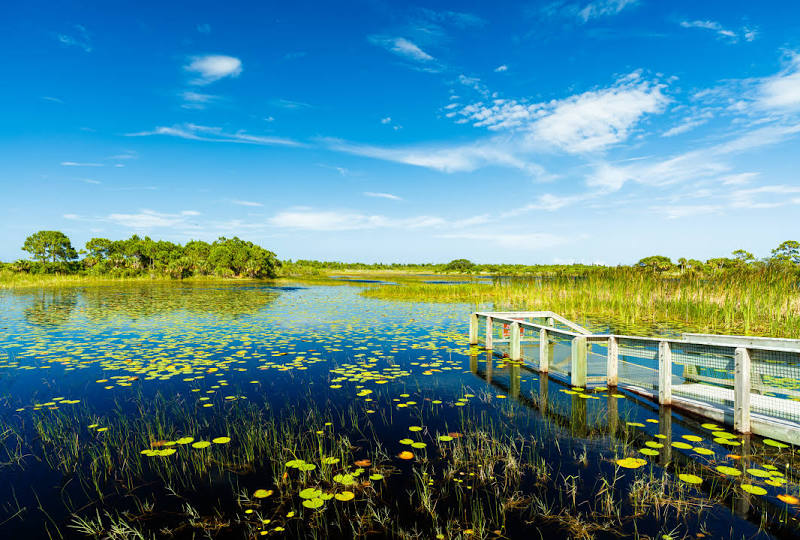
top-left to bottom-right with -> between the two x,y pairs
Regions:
607,336 -> 619,387
571,336 -> 587,387
485,316 -> 493,350
734,347 -> 751,434
539,328 -> 549,372
658,341 -> 672,405
510,321 -> 521,361
469,313 -> 479,345
546,316 -> 555,328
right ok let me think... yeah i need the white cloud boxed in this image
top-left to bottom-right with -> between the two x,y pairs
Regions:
661,113 -> 711,137
81,178 -> 101,184
41,96 -> 64,103
181,91 -> 218,109
324,137 -> 548,177
578,0 -> 637,22
181,210 -> 202,216
268,208 -> 492,232
369,36 -> 434,62
380,117 -> 392,124
680,20 -> 757,43
231,199 -> 263,207
494,65 -> 508,73
657,204 -> 722,219
729,185 -> 800,209
63,214 -> 79,219
56,25 -> 92,52
364,192 -> 403,201
437,232 -> 567,250
184,55 -> 242,85
106,210 -> 192,229
61,161 -> 103,167
127,123 -> 303,147
757,54 -> 800,111
720,172 -> 759,185
454,72 -> 669,153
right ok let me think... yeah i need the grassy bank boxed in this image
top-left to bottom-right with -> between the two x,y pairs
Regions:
0,270 -> 267,290
362,269 -> 800,338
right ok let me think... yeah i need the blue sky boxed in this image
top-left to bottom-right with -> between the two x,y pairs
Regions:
2,0 -> 799,264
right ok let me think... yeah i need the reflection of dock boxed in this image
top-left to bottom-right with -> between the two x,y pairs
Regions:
467,351 -> 800,535
469,311 -> 800,445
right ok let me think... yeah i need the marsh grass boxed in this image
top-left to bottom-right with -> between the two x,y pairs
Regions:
363,268 -> 800,338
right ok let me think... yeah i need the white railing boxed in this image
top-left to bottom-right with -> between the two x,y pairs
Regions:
469,311 -> 800,445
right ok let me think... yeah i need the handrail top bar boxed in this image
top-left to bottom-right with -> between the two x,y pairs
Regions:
473,311 -> 800,354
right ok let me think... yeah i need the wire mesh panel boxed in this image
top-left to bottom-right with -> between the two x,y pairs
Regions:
586,340 -> 608,380
549,331 -> 573,379
749,348 -> 800,423
671,342 -> 735,408
617,338 -> 659,390
519,333 -> 540,370
476,314 -> 487,346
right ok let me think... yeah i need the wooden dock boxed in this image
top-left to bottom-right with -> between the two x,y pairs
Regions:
470,311 -> 800,445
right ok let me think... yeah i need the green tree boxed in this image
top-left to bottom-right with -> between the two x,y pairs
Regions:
771,240 -> 800,265
635,255 -> 674,273
444,259 -> 476,273
22,230 -> 77,262
732,249 -> 755,263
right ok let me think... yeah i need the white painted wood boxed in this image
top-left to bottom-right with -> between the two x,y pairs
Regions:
510,321 -> 521,361
485,316 -> 493,350
539,329 -> 549,372
658,341 -> 672,405
734,347 -> 752,434
469,313 -> 479,345
607,336 -> 619,387
571,336 -> 587,387
684,333 -> 800,351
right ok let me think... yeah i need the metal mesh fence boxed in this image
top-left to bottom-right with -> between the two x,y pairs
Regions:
749,348 -> 800,423
549,331 -> 573,379
671,342 -> 735,408
617,338 -> 659,389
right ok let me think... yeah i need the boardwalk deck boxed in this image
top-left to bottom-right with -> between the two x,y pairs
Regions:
470,310 -> 800,445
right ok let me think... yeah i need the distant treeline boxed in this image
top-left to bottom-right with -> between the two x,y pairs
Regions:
3,231 -> 799,281
282,241 -> 800,277
3,230 -> 279,279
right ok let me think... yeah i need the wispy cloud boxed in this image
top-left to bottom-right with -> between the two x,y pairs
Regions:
41,96 -> 64,104
127,123 -> 304,147
323,136 -> 549,178
656,204 -> 722,220
729,185 -> 800,209
542,0 -> 638,23
196,23 -> 211,34
230,199 -> 264,207
56,24 -> 92,52
364,192 -> 403,201
269,207 -> 490,232
494,65 -> 508,73
756,54 -> 800,111
271,98 -> 313,109
369,35 -> 435,62
184,55 -> 242,85
61,161 -> 103,167
661,112 -> 712,137
106,209 -> 201,229
180,91 -> 219,109
454,71 -> 669,154
437,232 -> 567,250
679,20 -> 756,43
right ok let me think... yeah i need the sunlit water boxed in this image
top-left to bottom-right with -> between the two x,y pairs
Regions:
0,283 -> 798,538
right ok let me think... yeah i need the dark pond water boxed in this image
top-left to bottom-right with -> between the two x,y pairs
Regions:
0,283 -> 798,539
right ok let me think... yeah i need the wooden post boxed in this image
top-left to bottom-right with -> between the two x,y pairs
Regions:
734,347 -> 751,434
469,313 -> 479,345
658,341 -> 672,405
571,336 -> 587,387
485,316 -> 493,350
607,336 -> 619,387
546,316 -> 555,328
509,321 -> 521,361
539,328 -> 549,372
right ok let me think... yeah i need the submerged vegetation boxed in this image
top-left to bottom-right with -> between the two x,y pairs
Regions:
0,283 -> 799,539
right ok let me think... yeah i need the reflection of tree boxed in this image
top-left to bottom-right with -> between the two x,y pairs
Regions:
22,289 -> 79,327
78,284 -> 281,322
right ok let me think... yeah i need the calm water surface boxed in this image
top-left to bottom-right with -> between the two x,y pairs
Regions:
0,283 -> 798,539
